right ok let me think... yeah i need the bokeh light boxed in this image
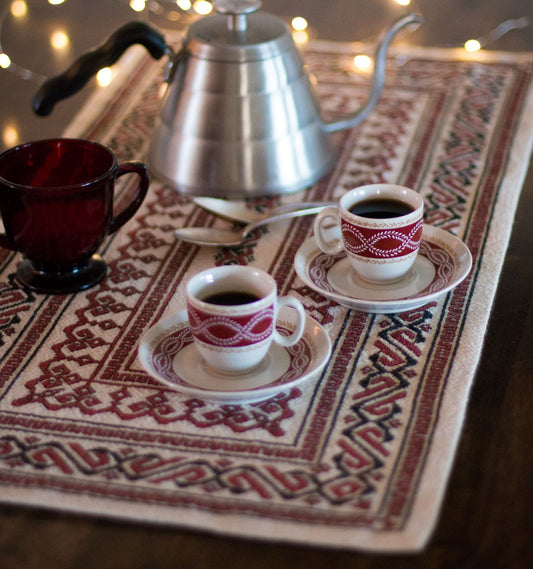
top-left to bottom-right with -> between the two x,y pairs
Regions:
353,54 -> 373,72
193,1 -> 213,15
50,30 -> 70,50
10,1 -> 27,18
2,125 -> 19,148
96,67 -> 113,87
130,0 -> 146,12
291,17 -> 308,32
293,30 -> 309,45
0,53 -> 11,69
464,39 -> 481,52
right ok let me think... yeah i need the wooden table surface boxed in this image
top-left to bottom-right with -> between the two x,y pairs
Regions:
0,1 -> 531,567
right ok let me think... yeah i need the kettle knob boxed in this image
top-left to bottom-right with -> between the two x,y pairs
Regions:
214,0 -> 262,31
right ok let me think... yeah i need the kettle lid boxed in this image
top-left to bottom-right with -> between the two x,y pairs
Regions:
184,0 -> 295,62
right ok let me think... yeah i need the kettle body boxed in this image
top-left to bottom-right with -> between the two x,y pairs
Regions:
148,10 -> 337,197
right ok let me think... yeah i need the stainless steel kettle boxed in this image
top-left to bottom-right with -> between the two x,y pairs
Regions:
33,1 -> 422,198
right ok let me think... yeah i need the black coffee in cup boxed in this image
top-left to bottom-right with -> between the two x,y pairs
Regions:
203,291 -> 260,305
349,198 -> 414,219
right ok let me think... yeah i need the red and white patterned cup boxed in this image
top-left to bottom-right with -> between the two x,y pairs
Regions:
186,265 -> 306,374
314,184 -> 424,284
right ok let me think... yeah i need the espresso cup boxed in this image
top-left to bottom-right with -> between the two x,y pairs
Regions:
186,265 -> 306,374
314,184 -> 424,284
0,138 -> 149,293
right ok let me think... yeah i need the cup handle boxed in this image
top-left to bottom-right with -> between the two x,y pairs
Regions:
313,206 -> 343,254
0,232 -> 16,251
273,296 -> 306,348
109,162 -> 150,234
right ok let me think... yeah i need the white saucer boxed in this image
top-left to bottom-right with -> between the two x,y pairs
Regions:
294,225 -> 472,313
138,308 -> 331,404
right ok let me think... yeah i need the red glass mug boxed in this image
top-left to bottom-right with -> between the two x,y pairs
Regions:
0,138 -> 149,293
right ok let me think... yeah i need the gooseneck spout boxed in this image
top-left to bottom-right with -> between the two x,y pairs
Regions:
323,13 -> 423,133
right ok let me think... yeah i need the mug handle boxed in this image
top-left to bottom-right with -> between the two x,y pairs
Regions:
0,231 -> 16,251
313,206 -> 344,255
273,296 -> 306,348
109,162 -> 150,234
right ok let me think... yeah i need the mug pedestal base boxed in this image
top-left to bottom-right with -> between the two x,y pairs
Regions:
17,255 -> 107,294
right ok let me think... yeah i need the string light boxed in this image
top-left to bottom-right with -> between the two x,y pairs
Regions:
0,5 -> 530,87
10,1 -> 27,18
96,67 -> 113,87
192,1 -> 212,16
50,30 -> 69,50
464,17 -> 530,52
129,0 -> 146,12
293,30 -> 309,45
2,124 -> 19,147
291,17 -> 308,32
353,54 -> 373,73
0,53 -> 11,69
291,16 -> 309,44
464,39 -> 481,52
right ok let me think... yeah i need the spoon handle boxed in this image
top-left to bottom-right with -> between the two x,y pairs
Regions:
242,205 -> 330,236
267,201 -> 336,218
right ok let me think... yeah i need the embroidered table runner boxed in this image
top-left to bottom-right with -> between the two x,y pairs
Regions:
1,42 -> 532,552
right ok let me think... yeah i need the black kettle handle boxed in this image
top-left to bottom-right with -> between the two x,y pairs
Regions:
33,22 -> 168,116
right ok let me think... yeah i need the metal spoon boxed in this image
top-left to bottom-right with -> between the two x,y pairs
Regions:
174,205 -> 327,247
193,196 -> 335,224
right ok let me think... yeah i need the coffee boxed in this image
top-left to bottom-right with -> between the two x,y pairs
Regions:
349,198 -> 414,219
203,291 -> 260,306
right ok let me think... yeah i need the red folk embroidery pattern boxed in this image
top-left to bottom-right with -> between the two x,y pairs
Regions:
0,45 -> 530,545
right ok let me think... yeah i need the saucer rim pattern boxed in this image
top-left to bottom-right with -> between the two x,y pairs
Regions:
294,225 -> 472,313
